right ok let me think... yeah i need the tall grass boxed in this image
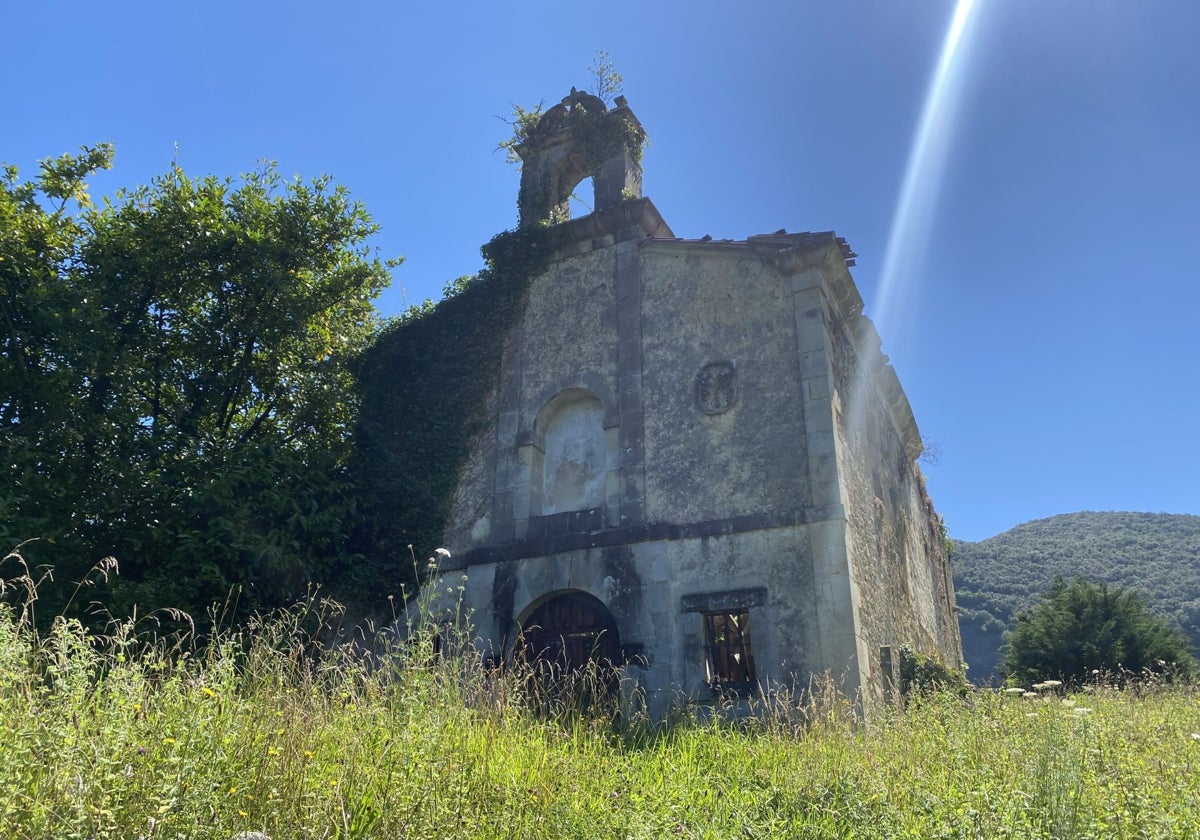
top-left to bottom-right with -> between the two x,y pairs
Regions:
3,551 -> 1200,838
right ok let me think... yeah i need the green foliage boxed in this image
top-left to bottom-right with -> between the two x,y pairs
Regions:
586,50 -> 624,106
495,101 -> 546,167
1003,576 -> 1195,686
351,223 -> 562,603
898,645 -> 969,698
953,512 -> 1200,681
1,148 -> 394,628
496,51 -> 633,173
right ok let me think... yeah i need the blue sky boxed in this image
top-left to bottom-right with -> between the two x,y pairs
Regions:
4,0 -> 1197,542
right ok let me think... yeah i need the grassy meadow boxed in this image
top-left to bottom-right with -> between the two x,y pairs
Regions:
2,581 -> 1199,839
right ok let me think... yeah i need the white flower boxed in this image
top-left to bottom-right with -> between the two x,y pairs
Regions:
1073,707 -> 1092,715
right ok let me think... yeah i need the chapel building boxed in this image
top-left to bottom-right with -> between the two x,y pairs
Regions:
429,91 -> 962,715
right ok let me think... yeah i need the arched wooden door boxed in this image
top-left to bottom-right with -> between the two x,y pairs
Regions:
518,591 -> 621,672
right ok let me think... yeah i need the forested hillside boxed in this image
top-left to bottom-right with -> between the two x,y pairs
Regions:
952,512 -> 1200,682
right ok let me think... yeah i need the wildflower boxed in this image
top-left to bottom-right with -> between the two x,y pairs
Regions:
1191,733 -> 1199,741
1003,687 -> 1025,695
162,737 -> 176,745
201,687 -> 216,698
1061,699 -> 1076,707
1025,712 -> 1038,718
1073,707 -> 1092,715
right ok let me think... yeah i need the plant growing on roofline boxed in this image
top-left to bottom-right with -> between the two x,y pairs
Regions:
587,49 -> 624,106
495,50 -> 628,169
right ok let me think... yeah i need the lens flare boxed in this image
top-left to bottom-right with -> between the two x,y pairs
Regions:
851,0 -> 982,433
876,0 -> 980,339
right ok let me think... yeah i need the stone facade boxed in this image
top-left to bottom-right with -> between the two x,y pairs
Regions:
426,94 -> 961,716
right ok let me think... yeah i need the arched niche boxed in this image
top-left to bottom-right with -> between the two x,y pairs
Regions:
534,388 -> 606,516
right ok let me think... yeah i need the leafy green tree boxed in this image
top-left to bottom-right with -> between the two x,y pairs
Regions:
953,512 -> 1200,682
1,147 -> 396,628
1002,576 -> 1194,685
2,146 -> 114,548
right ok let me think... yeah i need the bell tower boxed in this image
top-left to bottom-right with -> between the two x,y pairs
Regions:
515,89 -> 645,227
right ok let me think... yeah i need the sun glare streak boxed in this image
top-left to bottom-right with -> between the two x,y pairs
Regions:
874,0 -> 981,343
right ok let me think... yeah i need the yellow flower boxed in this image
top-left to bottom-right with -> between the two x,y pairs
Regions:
162,737 -> 176,745
201,687 -> 216,698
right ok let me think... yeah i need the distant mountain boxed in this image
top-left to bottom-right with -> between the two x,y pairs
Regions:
951,512 -> 1200,683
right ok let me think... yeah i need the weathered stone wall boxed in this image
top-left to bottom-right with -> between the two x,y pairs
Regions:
828,314 -> 962,696
640,246 -> 811,523
428,520 -> 821,718
517,247 -> 618,424
443,245 -> 620,556
433,198 -> 960,716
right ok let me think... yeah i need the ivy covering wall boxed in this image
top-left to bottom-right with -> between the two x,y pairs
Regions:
348,223 -> 564,605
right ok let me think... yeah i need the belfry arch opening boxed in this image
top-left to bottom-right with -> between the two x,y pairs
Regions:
547,155 -> 591,222
567,176 -> 595,219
